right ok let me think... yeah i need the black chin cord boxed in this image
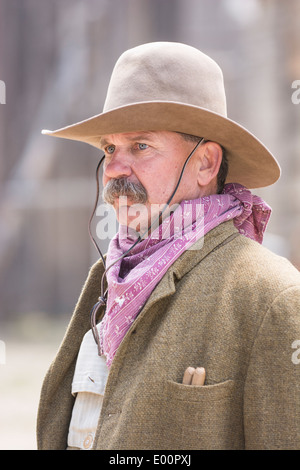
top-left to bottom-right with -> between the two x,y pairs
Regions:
88,155 -> 106,267
88,137 -> 205,344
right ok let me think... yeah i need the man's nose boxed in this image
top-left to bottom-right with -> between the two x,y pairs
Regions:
103,152 -> 133,180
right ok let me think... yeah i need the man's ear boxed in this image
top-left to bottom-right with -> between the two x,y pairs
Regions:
197,141 -> 223,188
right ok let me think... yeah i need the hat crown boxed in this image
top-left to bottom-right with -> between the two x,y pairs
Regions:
42,42 -> 281,189
103,42 -> 227,117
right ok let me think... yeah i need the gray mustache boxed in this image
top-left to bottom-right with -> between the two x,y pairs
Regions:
102,177 -> 148,205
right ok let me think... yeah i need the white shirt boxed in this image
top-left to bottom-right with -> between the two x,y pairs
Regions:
67,328 -> 109,450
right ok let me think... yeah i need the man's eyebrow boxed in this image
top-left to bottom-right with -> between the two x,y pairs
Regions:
99,132 -> 156,148
128,132 -> 156,141
99,137 -> 110,148
100,137 -> 109,148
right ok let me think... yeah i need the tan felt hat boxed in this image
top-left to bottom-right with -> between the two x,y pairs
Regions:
42,41 -> 281,189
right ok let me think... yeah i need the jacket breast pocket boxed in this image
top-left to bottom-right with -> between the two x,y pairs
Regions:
161,379 -> 242,449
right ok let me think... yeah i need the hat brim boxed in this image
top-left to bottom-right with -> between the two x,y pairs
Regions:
42,101 -> 281,189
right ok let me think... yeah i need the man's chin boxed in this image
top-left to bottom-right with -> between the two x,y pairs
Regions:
113,204 -> 147,235
118,217 -> 149,237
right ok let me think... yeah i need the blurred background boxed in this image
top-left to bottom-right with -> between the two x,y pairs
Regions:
0,0 -> 299,450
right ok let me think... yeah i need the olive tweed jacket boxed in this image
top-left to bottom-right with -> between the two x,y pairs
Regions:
37,221 -> 300,450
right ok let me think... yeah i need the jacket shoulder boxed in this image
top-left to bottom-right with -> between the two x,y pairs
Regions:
228,234 -> 300,289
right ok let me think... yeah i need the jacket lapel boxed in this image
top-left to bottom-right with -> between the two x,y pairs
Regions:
140,220 -> 238,313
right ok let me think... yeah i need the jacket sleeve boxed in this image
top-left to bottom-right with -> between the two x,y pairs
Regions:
243,286 -> 300,449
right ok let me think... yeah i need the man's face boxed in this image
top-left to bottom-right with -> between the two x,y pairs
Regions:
100,131 -> 203,234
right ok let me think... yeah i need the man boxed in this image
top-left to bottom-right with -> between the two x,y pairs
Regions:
37,42 -> 300,450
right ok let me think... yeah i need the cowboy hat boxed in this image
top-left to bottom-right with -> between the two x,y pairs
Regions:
42,41 -> 280,189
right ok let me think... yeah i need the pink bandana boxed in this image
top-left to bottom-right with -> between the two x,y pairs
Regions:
99,183 -> 271,367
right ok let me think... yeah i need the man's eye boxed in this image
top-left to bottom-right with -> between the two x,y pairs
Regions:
138,143 -> 148,150
105,145 -> 115,154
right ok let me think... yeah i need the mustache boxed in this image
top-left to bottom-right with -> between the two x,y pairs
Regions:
102,177 -> 148,205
